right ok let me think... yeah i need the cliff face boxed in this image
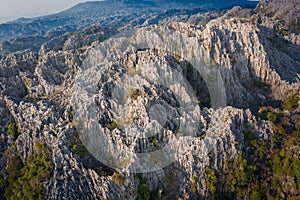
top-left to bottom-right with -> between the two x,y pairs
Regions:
0,1 -> 299,200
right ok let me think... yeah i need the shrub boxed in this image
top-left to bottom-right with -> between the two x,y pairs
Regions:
0,175 -> 4,186
112,172 -> 125,185
7,123 -> 20,139
243,129 -> 256,144
191,176 -> 198,193
251,16 -> 258,23
148,136 -> 158,148
276,28 -> 290,36
259,107 -> 281,123
231,57 -> 238,63
107,118 -> 132,131
266,111 -> 278,123
249,188 -> 261,200
107,121 -> 120,131
126,88 -> 143,100
6,155 -> 23,179
296,124 -> 300,132
282,92 -> 299,111
68,111 -> 74,122
250,140 -> 267,158
149,188 -> 161,200
205,167 -> 218,196
253,79 -> 270,90
137,176 -> 150,200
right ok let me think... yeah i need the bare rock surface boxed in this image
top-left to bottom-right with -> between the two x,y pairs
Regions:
0,1 -> 299,199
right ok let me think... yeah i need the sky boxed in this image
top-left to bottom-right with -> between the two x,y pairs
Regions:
0,0 -> 97,23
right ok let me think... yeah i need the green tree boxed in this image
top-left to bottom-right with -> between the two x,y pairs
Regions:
226,154 -> 257,199
282,91 -> 299,111
137,175 -> 150,200
5,144 -> 53,200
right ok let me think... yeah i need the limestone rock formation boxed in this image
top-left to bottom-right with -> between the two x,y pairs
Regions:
0,1 -> 299,199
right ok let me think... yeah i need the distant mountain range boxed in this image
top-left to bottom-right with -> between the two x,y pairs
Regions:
0,0 -> 257,42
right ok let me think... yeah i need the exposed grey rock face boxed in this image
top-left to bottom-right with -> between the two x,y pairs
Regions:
169,10 -> 300,109
0,1 -> 299,200
69,25 -> 274,197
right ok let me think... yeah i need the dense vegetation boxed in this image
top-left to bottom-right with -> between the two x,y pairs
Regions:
137,175 -> 151,200
3,143 -> 53,200
204,93 -> 300,199
136,175 -> 161,200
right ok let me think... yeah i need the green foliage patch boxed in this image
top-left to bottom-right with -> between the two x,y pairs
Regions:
137,175 -> 150,200
259,106 -> 282,123
191,176 -> 197,193
282,90 -> 299,111
112,172 -> 125,185
7,122 -> 20,139
226,154 -> 257,199
253,79 -> 270,90
205,167 -> 218,197
4,143 -> 53,200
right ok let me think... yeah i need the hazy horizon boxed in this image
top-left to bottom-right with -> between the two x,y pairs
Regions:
0,0 -> 101,23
